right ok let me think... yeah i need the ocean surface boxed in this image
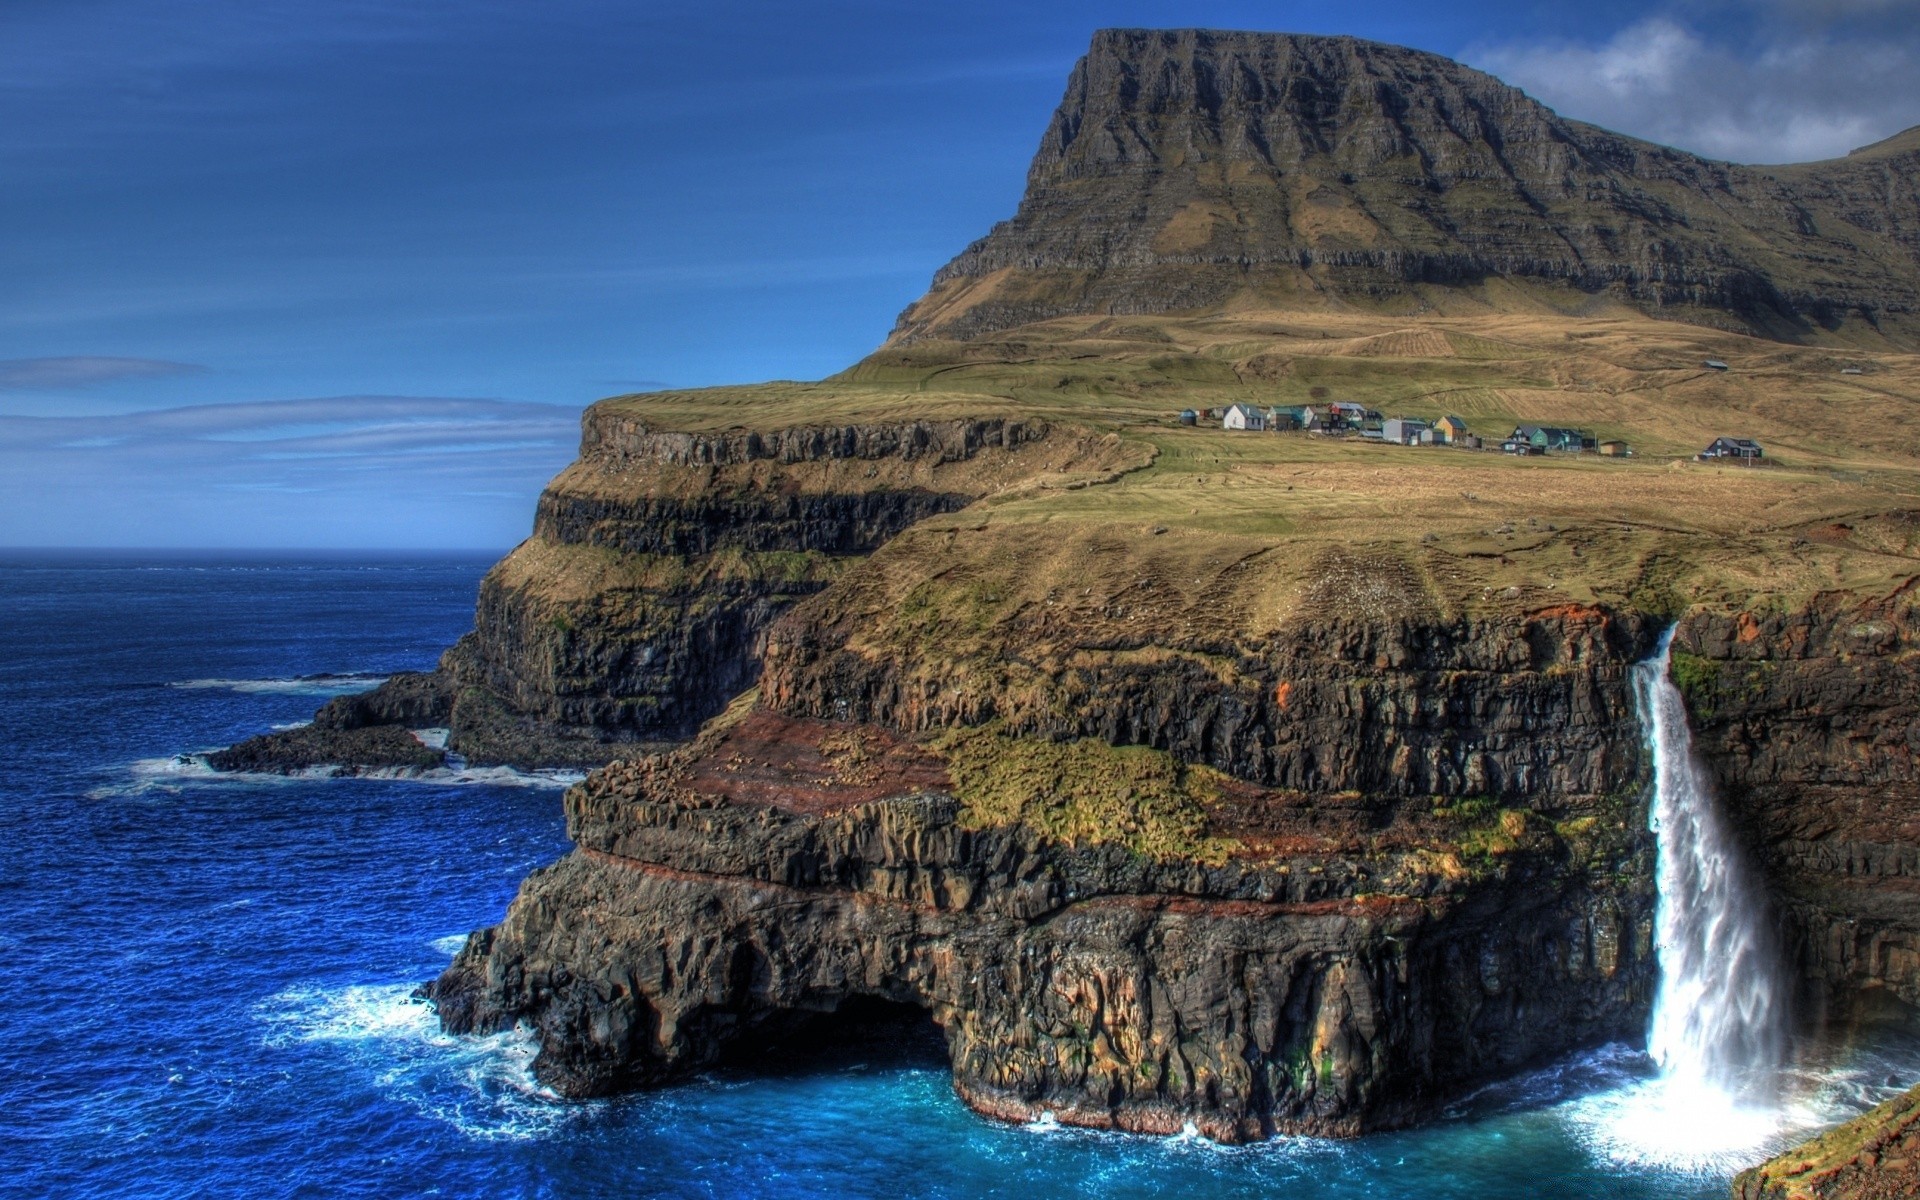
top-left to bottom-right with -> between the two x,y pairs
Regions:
4,551 -> 1917,1200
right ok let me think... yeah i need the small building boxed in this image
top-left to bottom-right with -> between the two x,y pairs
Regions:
1432,415 -> 1471,445
1842,367 -> 1864,376
1382,417 -> 1431,446
1178,409 -> 1198,426
1703,359 -> 1730,371
1502,439 -> 1543,456
1597,439 -> 1632,457
1327,401 -> 1382,432
1266,406 -> 1305,431
1459,434 -> 1484,450
1701,436 -> 1764,462
1512,425 -> 1596,453
1223,403 -> 1267,432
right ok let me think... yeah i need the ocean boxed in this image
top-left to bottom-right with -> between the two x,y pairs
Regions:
4,551 -> 1914,1199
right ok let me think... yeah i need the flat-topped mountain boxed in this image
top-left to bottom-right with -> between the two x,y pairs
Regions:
891,28 -> 1920,347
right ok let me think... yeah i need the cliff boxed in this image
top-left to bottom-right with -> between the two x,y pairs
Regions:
200,23 -> 1920,1154
430,606 -> 1665,1139
214,415 -> 1141,771
889,29 -> 1920,348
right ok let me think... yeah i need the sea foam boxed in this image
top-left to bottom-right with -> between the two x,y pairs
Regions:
257,982 -> 580,1142
170,673 -> 388,697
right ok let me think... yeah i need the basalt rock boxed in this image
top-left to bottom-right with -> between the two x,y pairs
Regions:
427,674 -> 1658,1140
1734,1082 -> 1920,1199
1671,594 -> 1920,1020
214,416 -> 1119,771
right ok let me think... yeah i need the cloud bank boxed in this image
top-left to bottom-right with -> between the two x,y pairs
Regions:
0,395 -> 580,548
0,356 -> 206,391
1469,14 -> 1920,163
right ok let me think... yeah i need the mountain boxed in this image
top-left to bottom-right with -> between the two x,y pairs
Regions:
219,28 -> 1920,1154
890,29 -> 1920,347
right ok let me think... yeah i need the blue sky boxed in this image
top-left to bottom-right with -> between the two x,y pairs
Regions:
4,0 -> 1917,548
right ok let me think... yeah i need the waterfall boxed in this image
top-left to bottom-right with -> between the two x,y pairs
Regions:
1634,631 -> 1788,1100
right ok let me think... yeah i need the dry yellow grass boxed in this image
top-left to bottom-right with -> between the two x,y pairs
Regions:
576,308 -> 1920,615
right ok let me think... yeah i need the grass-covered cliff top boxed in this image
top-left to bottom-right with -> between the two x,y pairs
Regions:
567,309 -> 1920,617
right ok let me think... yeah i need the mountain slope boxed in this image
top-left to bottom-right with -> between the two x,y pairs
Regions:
889,28 -> 1920,348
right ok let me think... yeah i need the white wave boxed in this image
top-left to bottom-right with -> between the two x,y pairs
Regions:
257,981 -> 583,1142
411,727 -> 450,750
87,753 -> 236,799
432,933 -> 472,958
170,673 -> 388,697
352,763 -> 585,789
1558,1073 -> 1823,1176
270,720 -> 313,731
91,754 -> 581,798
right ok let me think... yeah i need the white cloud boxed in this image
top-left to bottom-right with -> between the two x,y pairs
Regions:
1468,17 -> 1920,163
0,395 -> 581,548
0,356 -> 205,390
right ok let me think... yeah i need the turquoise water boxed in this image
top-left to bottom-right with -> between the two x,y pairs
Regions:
3,551 -> 1914,1199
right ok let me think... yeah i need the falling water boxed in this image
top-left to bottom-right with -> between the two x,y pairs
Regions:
1634,631 -> 1789,1100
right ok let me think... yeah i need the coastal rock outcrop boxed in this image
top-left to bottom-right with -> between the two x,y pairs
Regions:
428,614 -> 1661,1139
217,417 -> 1135,771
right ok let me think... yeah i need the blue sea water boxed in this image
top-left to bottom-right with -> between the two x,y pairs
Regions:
4,551 -> 1918,1200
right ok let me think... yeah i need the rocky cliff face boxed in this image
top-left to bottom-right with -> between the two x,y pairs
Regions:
1672,593 -> 1920,1021
214,415 -> 1136,771
428,606 -> 1662,1140
889,29 -> 1920,347
425,537 -> 1920,1140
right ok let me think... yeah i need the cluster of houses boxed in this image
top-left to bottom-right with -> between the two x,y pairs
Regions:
1185,403 -> 1763,463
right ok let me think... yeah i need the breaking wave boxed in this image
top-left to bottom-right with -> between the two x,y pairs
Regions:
89,754 -> 582,798
170,672 -> 388,697
256,982 -> 582,1142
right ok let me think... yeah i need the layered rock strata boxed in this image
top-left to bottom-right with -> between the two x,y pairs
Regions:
429,608 -> 1664,1139
1672,594 -> 1920,1021
217,417 -> 1123,770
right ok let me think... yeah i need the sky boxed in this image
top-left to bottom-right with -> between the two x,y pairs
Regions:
4,0 -> 1918,548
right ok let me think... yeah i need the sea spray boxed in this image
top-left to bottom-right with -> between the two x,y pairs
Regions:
1634,631 -> 1788,1099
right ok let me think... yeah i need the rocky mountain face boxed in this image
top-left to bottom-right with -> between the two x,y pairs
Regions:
212,414 -> 1134,771
889,29 -> 1920,347
428,581 -> 1920,1139
430,607 -> 1663,1139
1676,598 -> 1920,1017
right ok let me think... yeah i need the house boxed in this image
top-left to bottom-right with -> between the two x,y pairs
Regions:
1266,406 -> 1306,431
1327,402 -> 1381,432
1511,425 -> 1597,453
1701,436 -> 1764,462
1178,409 -> 1198,426
1223,403 -> 1266,431
1703,359 -> 1730,371
1432,415 -> 1471,445
1597,440 -> 1633,457
1382,417 -> 1431,445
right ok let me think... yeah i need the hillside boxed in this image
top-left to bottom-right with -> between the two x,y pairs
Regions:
889,29 -> 1920,349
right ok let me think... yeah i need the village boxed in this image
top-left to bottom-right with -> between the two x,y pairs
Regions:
1185,400 -> 1767,464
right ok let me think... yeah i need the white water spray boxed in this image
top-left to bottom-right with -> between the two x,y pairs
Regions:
1635,631 -> 1788,1100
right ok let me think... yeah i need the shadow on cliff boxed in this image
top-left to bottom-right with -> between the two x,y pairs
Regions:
710,997 -> 949,1080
